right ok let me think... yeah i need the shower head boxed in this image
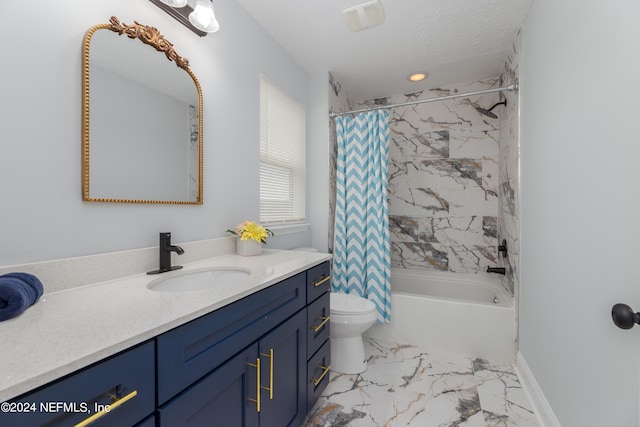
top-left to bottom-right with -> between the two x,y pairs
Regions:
476,100 -> 507,119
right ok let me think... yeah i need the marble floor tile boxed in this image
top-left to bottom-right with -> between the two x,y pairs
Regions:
303,337 -> 539,427
473,359 -> 539,427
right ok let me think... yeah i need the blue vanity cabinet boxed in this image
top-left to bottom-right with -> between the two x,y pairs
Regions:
136,415 -> 156,426
156,272 -> 306,405
157,308 -> 307,427
156,273 -> 308,427
156,343 -> 260,426
257,309 -> 307,427
0,341 -> 155,427
304,261 -> 332,412
0,261 -> 330,427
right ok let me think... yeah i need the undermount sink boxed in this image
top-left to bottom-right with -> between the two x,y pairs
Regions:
147,267 -> 251,292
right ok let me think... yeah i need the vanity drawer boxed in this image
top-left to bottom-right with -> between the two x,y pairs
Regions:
156,272 -> 306,405
307,290 -> 330,358
0,341 -> 155,427
306,340 -> 331,413
307,261 -> 331,303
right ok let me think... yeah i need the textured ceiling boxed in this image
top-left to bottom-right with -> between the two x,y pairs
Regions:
236,0 -> 533,101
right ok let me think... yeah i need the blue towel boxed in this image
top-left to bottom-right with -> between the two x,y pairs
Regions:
0,272 -> 44,322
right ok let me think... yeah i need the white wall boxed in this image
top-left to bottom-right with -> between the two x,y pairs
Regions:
0,0 -> 315,266
519,0 -> 640,425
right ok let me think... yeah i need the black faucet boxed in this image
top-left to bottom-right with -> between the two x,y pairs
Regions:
486,266 -> 506,275
147,232 -> 184,275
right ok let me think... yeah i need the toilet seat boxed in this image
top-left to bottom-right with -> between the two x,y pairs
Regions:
330,292 -> 376,315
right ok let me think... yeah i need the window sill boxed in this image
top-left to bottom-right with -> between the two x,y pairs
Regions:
266,222 -> 310,236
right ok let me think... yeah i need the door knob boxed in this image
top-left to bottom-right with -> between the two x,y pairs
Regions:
611,303 -> 640,330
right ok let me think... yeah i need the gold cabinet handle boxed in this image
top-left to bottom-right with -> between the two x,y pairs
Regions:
312,316 -> 330,333
260,349 -> 274,399
247,358 -> 261,412
311,365 -> 331,387
312,276 -> 331,287
73,390 -> 138,427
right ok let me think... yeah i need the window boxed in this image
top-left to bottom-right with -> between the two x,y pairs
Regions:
260,76 -> 306,224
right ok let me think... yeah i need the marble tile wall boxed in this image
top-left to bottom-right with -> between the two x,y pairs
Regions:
327,71 -> 521,279
498,30 -> 521,297
352,80 -> 502,274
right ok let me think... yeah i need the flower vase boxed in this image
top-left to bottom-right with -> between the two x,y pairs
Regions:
237,238 -> 262,256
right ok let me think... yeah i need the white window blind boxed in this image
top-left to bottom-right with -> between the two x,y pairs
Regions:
260,76 -> 306,225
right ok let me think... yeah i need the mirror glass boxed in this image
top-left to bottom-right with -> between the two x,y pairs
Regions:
82,17 -> 203,204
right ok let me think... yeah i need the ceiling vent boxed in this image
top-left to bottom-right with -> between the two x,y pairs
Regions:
342,0 -> 385,32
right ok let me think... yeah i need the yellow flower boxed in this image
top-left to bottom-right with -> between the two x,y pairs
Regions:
227,221 -> 274,244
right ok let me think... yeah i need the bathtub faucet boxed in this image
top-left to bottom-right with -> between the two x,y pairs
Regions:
486,266 -> 506,275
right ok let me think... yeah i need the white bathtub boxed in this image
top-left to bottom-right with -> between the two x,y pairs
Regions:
366,268 -> 516,362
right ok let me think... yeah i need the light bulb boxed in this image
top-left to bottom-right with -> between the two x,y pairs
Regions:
189,0 -> 220,32
159,0 -> 188,7
408,72 -> 428,82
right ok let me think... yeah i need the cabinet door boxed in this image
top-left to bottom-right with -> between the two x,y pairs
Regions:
258,310 -> 306,427
158,344 -> 260,427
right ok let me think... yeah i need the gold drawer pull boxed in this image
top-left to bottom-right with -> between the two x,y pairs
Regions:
312,316 -> 330,333
260,349 -> 274,399
312,365 -> 331,386
73,390 -> 138,427
312,276 -> 331,287
247,358 -> 261,412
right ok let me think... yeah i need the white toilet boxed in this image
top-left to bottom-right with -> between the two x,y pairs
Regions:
330,292 -> 377,374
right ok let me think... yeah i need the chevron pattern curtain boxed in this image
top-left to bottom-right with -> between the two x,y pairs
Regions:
333,110 -> 391,322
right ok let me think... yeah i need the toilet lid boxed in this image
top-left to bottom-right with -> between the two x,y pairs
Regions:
330,292 -> 376,315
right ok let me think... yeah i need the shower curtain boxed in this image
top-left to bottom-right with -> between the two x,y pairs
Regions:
333,110 -> 391,323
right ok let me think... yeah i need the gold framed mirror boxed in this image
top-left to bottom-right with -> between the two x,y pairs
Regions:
82,16 -> 203,204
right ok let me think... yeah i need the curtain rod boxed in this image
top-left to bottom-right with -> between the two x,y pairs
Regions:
329,83 -> 518,118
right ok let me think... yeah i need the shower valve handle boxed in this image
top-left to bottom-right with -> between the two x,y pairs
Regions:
611,303 -> 640,330
498,239 -> 508,258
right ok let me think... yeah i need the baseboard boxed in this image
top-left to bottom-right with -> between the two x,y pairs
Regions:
515,352 -> 562,427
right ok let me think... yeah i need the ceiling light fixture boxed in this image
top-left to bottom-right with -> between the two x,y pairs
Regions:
408,72 -> 428,82
149,0 -> 219,37
189,0 -> 220,33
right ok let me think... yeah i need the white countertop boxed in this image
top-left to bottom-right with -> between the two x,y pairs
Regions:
0,249 -> 331,402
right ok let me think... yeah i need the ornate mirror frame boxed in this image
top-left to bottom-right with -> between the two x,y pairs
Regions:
82,16 -> 203,204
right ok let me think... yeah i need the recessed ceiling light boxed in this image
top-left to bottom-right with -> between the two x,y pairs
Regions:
408,72 -> 428,82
